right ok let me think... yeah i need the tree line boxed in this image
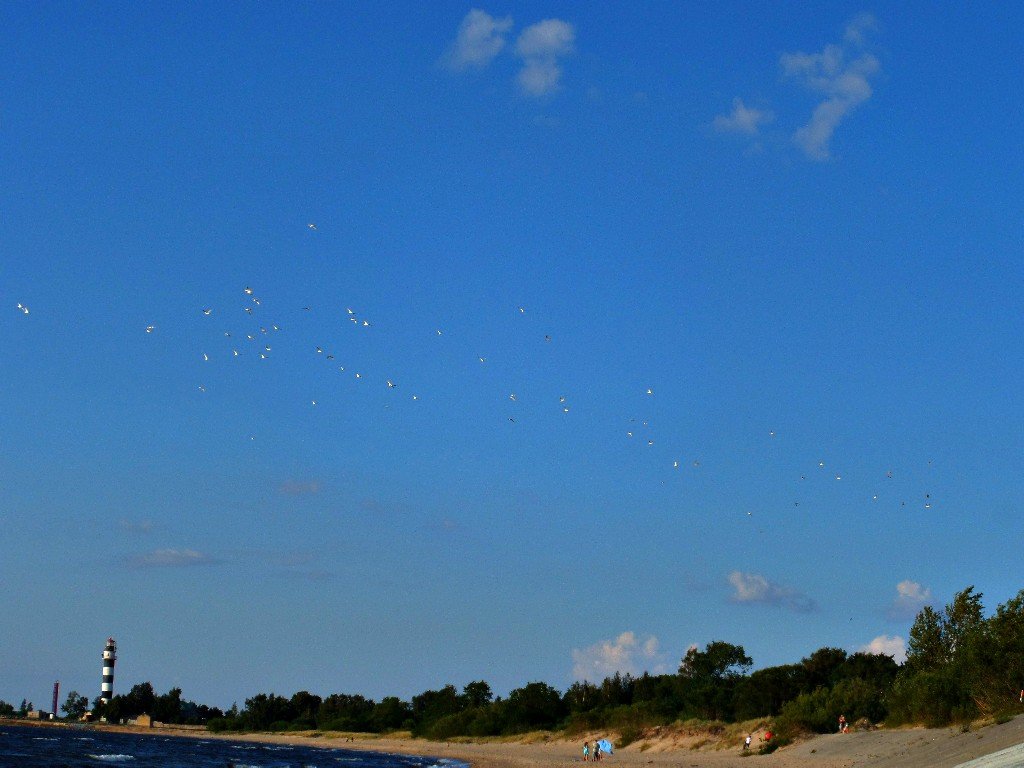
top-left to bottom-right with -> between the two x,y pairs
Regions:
206,586 -> 1024,740
202,641 -> 898,741
4,586 -> 1023,741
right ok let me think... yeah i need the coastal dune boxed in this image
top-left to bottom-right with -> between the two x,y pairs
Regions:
190,715 -> 1024,768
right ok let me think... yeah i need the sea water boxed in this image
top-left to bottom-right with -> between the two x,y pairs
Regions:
0,725 -> 468,768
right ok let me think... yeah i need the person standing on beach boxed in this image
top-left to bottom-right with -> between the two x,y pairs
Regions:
594,742 -> 601,762
743,734 -> 751,752
583,742 -> 589,761
838,714 -> 847,733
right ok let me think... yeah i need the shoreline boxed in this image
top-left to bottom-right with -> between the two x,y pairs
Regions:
6,716 -> 1024,767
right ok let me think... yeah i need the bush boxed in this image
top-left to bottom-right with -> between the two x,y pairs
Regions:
206,717 -> 241,732
886,670 -> 971,728
617,724 -> 644,748
758,735 -> 790,755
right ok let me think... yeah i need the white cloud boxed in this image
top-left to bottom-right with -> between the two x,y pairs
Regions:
713,97 -> 774,135
572,631 -> 664,681
515,19 -> 575,96
728,571 -> 817,613
126,548 -> 217,568
860,634 -> 907,664
844,13 -> 878,46
889,579 -> 932,620
444,9 -> 513,71
781,15 -> 880,160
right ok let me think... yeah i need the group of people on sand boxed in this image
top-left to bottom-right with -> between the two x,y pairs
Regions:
741,730 -> 773,752
740,716 -> 848,754
582,741 -> 605,761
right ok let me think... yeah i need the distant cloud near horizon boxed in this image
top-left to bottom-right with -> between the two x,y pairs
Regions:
572,631 -> 665,681
889,580 -> 932,620
443,9 -> 513,71
728,571 -> 817,613
713,97 -> 773,135
860,634 -> 907,664
126,548 -> 217,568
782,13 -> 881,160
515,19 -> 575,97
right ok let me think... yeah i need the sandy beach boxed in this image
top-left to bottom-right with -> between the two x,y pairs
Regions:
151,716 -> 1024,768
8,716 -> 1024,768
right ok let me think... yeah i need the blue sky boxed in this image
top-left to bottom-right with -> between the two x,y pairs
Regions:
2,2 -> 1022,710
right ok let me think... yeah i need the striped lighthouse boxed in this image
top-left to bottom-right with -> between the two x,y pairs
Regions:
100,638 -> 117,703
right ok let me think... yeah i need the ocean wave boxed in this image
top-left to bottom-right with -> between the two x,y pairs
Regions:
88,754 -> 136,762
33,737 -> 59,741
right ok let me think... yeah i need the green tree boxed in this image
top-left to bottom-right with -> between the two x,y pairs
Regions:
733,664 -> 803,719
462,681 -> 493,709
800,647 -> 848,692
411,685 -> 462,733
906,605 -> 946,672
241,693 -> 295,730
0,699 -> 14,717
680,641 -> 752,681
153,687 -> 183,724
318,693 -> 373,731
944,586 -> 985,659
370,696 -> 411,732
981,589 -> 1024,705
563,681 -> 600,713
679,641 -> 752,720
289,691 -> 322,728
123,682 -> 156,718
61,691 -> 90,720
504,682 -> 566,731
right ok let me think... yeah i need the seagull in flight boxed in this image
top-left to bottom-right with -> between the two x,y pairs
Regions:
308,223 -> 317,231
145,326 -> 154,333
16,303 -> 29,315
244,287 -> 254,295
202,308 -> 212,315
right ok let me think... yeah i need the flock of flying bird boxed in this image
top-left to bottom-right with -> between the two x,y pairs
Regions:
13,224 -> 938,515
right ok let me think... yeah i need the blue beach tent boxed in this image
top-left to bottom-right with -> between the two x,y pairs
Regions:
597,739 -> 613,754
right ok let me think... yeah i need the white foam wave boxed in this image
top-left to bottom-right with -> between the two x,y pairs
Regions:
33,737 -> 59,741
88,755 -> 136,762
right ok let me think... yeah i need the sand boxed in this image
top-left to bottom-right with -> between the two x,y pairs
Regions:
9,716 -> 1024,768
188,717 -> 1024,768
